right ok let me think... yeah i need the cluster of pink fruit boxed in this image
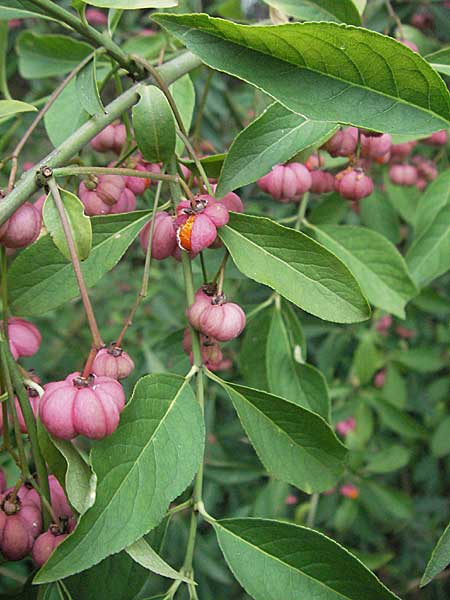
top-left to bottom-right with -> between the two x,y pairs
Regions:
1,317 -> 134,441
0,473 -> 74,566
256,127 -> 447,207
182,286 -> 246,370
140,191 -> 243,260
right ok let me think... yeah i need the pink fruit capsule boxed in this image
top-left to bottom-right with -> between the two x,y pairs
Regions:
139,211 -> 177,260
374,370 -> 386,389
199,302 -> 246,342
323,127 -> 358,157
360,133 -> 392,158
109,188 -> 136,214
0,202 -> 42,249
335,168 -> 374,201
390,141 -> 417,160
422,130 -> 448,146
389,164 -> 418,186
309,170 -> 335,194
187,289 -> 213,331
2,317 -> 41,360
177,213 -> 218,255
257,163 -> 312,203
339,484 -> 359,500
32,528 -> 68,566
92,346 -> 135,380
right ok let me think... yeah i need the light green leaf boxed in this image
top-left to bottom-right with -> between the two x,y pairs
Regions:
76,55 -> 105,116
16,32 -> 92,79
384,176 -> 421,225
9,210 -> 153,316
263,0 -> 362,25
309,224 -> 417,318
44,79 -> 90,147
79,0 -> 177,8
35,374 -> 205,583
170,74 -> 195,155
43,189 -> 92,261
406,176 -> 450,287
359,481 -> 413,523
266,307 -> 330,420
352,334 -> 383,385
421,522 -> 450,587
0,1 -> 56,21
214,518 -> 400,599
153,13 -> 450,136
126,538 -> 192,582
253,479 -> 290,518
219,213 -> 370,324
208,373 -> 347,493
360,191 -> 400,245
426,47 -> 450,77
132,85 -> 176,163
365,445 -> 411,474
391,346 -> 447,373
216,102 -> 337,196
240,307 -> 271,390
414,171 -> 450,237
368,397 -> 427,440
0,99 -> 37,118
431,416 -> 450,458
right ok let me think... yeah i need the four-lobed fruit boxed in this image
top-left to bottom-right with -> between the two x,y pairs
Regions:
90,122 -> 126,155
257,163 -> 312,203
92,346 -> 135,380
334,167 -> 374,201
389,164 -> 418,186
40,372 -> 125,440
1,317 -> 41,360
0,490 -> 42,560
187,288 -> 246,342
0,202 -> 41,249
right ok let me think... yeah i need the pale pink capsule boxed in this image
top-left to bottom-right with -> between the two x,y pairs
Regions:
124,163 -> 149,196
32,529 -> 68,566
92,347 -> 135,380
109,188 -> 136,214
48,475 -> 72,520
3,317 -> 41,360
199,302 -> 246,342
86,7 -> 108,25
335,417 -> 356,436
400,40 -> 419,52
187,289 -> 212,331
139,212 -> 177,260
323,127 -> 358,157
0,202 -> 41,249
339,484 -> 359,499
361,133 -> 392,158
375,314 -> 392,335
374,370 -> 386,389
422,130 -> 448,145
0,511 -> 35,560
389,164 -> 418,186
218,191 -> 243,213
309,170 -> 335,194
201,197 -> 230,228
390,141 -> 417,159
90,125 -> 116,153
335,168 -> 374,201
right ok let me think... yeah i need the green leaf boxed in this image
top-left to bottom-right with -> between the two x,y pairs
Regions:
431,416 -> 450,458
219,213 -> 370,324
0,99 -> 37,118
382,365 -> 406,408
44,79 -> 90,147
132,85 -> 176,163
309,224 -> 417,318
368,397 -> 427,440
280,300 -> 307,361
43,189 -> 92,261
214,518 -> 399,600
208,373 -> 347,493
216,102 -> 337,196
365,445 -> 411,474
421,521 -> 450,587
152,13 -> 450,136
263,0 -> 361,25
391,346 -> 446,373
253,479 -> 290,518
181,153 -> 226,180
126,538 -> 192,582
426,46 -> 450,77
266,307 -> 330,420
406,204 -> 450,289
76,55 -> 105,116
0,1 -> 55,21
65,552 -> 148,600
16,32 -> 92,79
240,307 -> 271,390
35,374 -> 204,583
79,0 -> 177,8
414,171 -> 450,237
359,481 -> 413,523
352,334 -> 383,385
359,192 -> 400,245
9,210 -> 153,316
170,74 -> 195,155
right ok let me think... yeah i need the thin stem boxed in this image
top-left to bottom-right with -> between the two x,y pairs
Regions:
199,252 -> 208,283
213,251 -> 229,286
166,499 -> 193,518
177,130 -> 213,195
306,493 -> 319,528
47,177 -> 103,349
0,51 -> 202,224
82,346 -> 98,379
246,294 -> 276,321
53,165 -> 177,184
192,69 -> 214,147
28,0 -> 140,76
113,70 -> 133,155
115,178 -> 164,346
4,350 -> 51,527
295,192 -> 310,231
7,51 -> 98,192
385,0 -> 405,39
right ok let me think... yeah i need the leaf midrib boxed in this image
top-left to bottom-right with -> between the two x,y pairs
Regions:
173,18 -> 449,124
221,219 -> 366,315
217,520 -> 399,600
225,382 -> 345,474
